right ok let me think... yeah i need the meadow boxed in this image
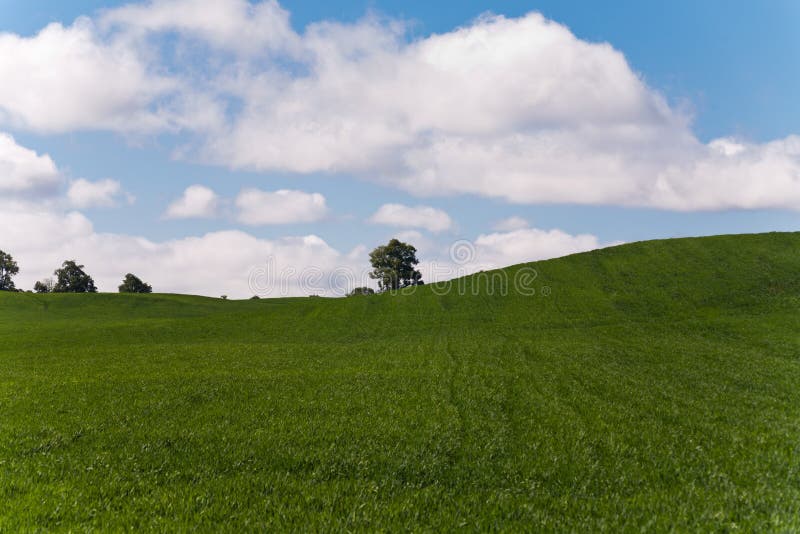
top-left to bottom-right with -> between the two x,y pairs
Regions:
1,232 -> 799,531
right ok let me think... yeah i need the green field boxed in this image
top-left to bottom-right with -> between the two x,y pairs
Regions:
2,232 -> 799,531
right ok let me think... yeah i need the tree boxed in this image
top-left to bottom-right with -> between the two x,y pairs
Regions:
368,239 -> 423,291
0,250 -> 19,291
348,286 -> 375,296
53,260 -> 97,293
118,273 -> 152,293
34,279 -> 54,293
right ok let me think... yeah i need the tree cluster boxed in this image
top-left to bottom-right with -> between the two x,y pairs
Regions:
0,250 -> 152,294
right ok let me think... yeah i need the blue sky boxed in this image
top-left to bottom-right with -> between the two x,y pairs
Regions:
1,0 -> 799,296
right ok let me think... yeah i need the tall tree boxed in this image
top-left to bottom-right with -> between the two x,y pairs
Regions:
368,239 -> 423,291
0,250 -> 19,291
118,273 -> 152,293
53,260 -> 97,293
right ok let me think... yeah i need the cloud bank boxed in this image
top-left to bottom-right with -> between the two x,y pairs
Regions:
1,198 -> 353,297
1,1 -> 797,211
2,196 -> 606,297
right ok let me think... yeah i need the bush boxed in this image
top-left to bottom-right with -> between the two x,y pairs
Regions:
118,273 -> 152,294
34,279 -> 54,293
53,260 -> 97,293
348,287 -> 375,296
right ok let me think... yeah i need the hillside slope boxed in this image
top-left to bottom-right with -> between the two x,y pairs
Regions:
1,232 -> 799,531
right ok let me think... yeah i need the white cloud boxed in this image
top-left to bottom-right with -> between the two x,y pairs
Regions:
1,3 -> 799,211
649,136 -> 800,210
395,132 -> 800,210
164,185 -> 220,219
99,0 -> 300,56
235,188 -> 328,225
472,228 -> 608,269
369,203 -> 453,233
165,186 -> 328,224
183,8 -> 800,211
0,18 -> 175,133
67,178 -> 131,208
493,216 -> 529,232
0,133 -> 132,208
0,133 -> 60,194
415,226 -> 614,282
0,200 -> 94,257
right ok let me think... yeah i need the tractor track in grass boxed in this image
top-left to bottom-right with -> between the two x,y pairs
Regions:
437,294 -> 467,472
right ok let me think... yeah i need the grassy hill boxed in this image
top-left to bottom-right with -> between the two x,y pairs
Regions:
1,232 -> 799,531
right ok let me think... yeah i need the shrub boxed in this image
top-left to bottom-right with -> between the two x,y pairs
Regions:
348,287 -> 375,296
53,260 -> 97,293
118,273 -> 152,293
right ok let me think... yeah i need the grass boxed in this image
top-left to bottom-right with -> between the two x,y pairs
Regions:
1,232 -> 799,531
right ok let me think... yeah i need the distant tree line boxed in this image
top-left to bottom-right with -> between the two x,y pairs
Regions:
2,238 -> 424,298
0,249 -> 152,294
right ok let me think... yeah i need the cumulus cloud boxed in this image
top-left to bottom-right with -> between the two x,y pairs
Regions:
649,136 -> 800,210
415,226 -> 613,282
0,133 -> 60,194
493,216 -> 529,232
190,7 -> 800,211
1,1 -> 799,211
369,203 -> 453,233
472,228 -> 609,268
235,188 -> 328,225
99,0 -> 300,56
0,18 -> 175,133
164,185 -> 220,219
67,178 -> 132,208
396,131 -> 800,210
133,5 -> 800,210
